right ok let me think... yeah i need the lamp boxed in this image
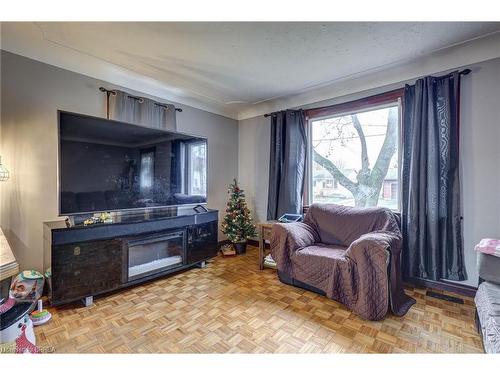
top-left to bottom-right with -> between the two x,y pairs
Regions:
0,156 -> 10,181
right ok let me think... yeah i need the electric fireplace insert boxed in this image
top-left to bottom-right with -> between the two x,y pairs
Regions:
126,230 -> 186,281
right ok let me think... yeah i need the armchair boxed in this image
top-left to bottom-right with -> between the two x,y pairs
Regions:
270,203 -> 415,320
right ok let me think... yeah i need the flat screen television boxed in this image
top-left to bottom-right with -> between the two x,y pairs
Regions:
58,111 -> 208,215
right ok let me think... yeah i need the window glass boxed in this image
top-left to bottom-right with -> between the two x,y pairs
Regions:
311,104 -> 399,209
188,142 -> 207,196
139,150 -> 154,191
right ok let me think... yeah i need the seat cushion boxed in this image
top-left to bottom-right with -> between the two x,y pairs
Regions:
478,252 -> 500,284
475,282 -> 500,353
291,244 -> 348,293
297,244 -> 347,259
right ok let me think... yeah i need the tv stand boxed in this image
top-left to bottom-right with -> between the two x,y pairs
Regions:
43,207 -> 218,306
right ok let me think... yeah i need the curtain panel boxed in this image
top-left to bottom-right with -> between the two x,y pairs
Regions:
109,90 -> 177,131
267,110 -> 307,220
169,140 -> 184,195
402,71 -> 467,281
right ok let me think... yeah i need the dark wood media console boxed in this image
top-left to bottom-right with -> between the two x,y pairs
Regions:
44,207 -> 218,306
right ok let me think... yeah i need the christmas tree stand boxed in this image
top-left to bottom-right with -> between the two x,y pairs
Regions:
233,241 -> 247,255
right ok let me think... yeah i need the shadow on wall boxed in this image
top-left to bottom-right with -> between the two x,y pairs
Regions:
1,153 -> 27,270
3,228 -> 30,270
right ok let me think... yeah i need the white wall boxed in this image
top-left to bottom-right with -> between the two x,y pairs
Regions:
238,57 -> 500,287
0,50 -> 239,272
238,116 -> 270,224
459,58 -> 500,286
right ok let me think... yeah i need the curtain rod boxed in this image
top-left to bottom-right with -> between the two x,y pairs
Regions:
434,68 -> 471,81
263,109 -> 304,118
99,87 -> 183,112
263,69 -> 472,118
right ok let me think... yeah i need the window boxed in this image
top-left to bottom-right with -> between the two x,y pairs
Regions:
139,148 -> 155,191
187,141 -> 207,196
308,91 -> 401,210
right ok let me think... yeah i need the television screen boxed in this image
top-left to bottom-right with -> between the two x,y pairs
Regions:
59,111 -> 207,215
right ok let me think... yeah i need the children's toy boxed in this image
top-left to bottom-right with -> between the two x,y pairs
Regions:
44,268 -> 52,297
9,270 -> 44,303
14,323 -> 41,353
0,302 -> 39,353
83,212 -> 113,226
30,300 -> 52,326
0,297 -> 15,314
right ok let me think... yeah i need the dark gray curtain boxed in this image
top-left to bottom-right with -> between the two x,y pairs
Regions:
109,90 -> 177,131
267,110 -> 307,220
402,71 -> 467,281
170,140 -> 183,195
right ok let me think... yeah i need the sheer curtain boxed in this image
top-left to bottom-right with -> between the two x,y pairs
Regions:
108,90 -> 177,131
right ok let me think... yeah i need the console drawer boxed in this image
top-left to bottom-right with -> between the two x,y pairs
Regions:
51,239 -> 123,304
187,221 -> 218,264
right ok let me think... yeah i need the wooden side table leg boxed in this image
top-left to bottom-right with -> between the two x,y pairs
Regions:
258,226 -> 264,270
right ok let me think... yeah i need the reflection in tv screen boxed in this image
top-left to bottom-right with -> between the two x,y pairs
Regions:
59,112 -> 207,214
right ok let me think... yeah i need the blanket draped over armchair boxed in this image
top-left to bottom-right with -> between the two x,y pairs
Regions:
270,204 -> 416,320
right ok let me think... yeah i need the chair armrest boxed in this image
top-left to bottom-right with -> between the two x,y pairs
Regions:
270,222 -> 318,272
345,231 -> 402,263
270,222 -> 318,253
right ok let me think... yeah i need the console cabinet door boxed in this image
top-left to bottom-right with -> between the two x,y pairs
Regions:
51,239 -> 123,304
187,221 -> 218,264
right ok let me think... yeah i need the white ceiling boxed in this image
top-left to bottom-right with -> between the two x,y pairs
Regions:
2,22 -> 500,119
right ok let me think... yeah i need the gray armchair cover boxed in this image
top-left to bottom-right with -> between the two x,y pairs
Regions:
270,204 -> 415,320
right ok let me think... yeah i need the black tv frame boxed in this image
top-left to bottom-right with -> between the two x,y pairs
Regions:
57,110 -> 209,216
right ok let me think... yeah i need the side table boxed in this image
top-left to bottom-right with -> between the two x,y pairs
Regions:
258,222 -> 276,270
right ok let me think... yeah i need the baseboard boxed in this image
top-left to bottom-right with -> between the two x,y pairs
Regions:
248,239 -> 259,247
425,290 -> 464,304
404,277 -> 477,298
219,239 -> 267,249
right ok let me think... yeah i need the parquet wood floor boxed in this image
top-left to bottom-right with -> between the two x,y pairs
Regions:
35,246 -> 483,353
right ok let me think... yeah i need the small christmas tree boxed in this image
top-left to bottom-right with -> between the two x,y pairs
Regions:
221,179 -> 256,244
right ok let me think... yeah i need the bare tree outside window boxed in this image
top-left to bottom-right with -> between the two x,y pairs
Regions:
311,105 -> 399,209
